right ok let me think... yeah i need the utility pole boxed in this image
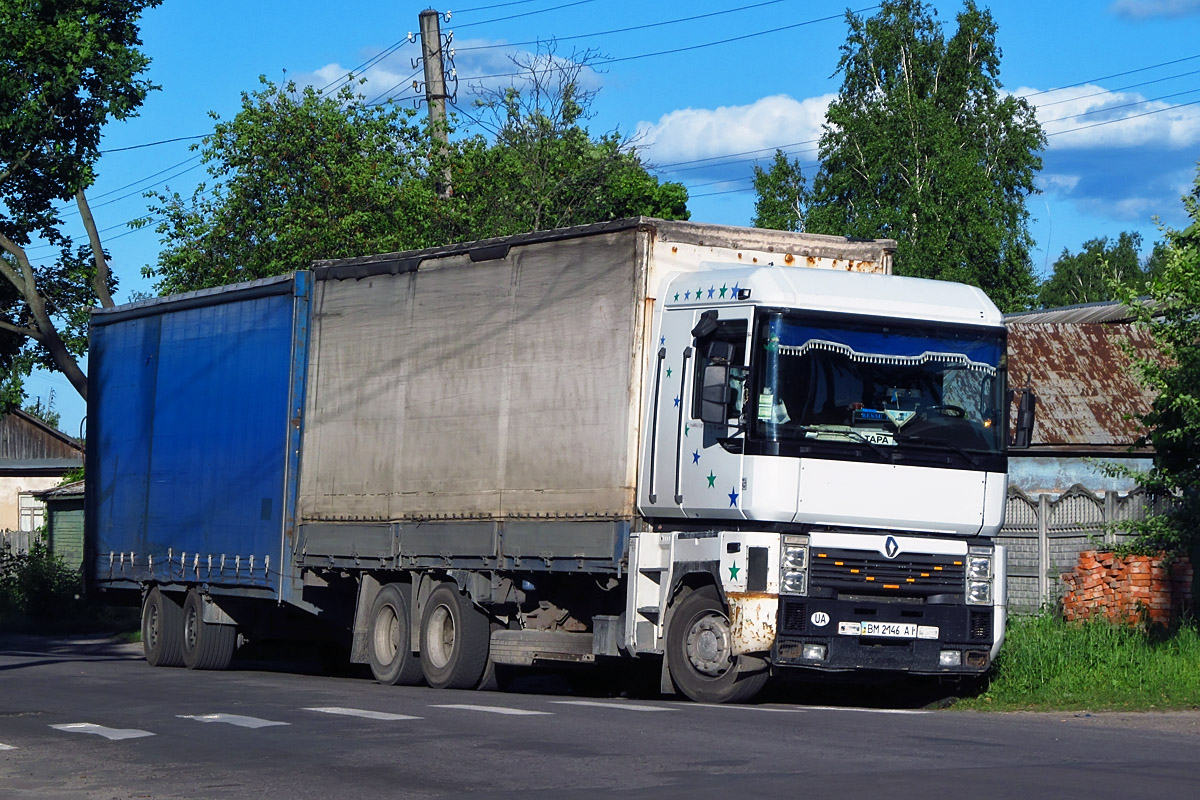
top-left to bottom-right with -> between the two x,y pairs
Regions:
418,8 -> 452,198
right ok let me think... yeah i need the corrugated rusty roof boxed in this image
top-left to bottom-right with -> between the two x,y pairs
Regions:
1007,322 -> 1160,448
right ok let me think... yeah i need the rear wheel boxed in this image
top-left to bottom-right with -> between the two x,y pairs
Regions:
666,585 -> 768,704
420,583 -> 490,690
142,587 -> 183,667
181,589 -> 236,670
367,583 -> 424,685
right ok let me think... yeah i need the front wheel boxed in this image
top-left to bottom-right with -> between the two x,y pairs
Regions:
181,589 -> 236,670
666,586 -> 768,704
420,583 -> 490,690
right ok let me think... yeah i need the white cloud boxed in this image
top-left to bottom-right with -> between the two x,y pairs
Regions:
1110,0 -> 1200,18
1038,173 -> 1081,193
1019,84 -> 1200,150
634,94 -> 835,171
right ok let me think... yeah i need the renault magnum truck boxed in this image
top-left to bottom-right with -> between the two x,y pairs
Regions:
87,218 -> 1008,703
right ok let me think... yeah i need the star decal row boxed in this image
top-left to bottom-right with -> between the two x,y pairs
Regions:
671,283 -> 742,303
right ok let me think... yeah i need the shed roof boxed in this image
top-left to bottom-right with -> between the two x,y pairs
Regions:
0,409 -> 84,460
1007,322 -> 1159,451
32,479 -> 84,500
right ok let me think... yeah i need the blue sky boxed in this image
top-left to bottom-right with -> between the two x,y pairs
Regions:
22,0 -> 1200,434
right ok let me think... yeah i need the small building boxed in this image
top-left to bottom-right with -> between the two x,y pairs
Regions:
999,300 -> 1164,611
32,479 -> 85,571
0,408 -> 84,543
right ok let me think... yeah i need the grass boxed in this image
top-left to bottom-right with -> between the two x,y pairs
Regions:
957,612 -> 1200,711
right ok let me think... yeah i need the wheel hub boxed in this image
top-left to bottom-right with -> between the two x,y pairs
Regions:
685,613 -> 732,677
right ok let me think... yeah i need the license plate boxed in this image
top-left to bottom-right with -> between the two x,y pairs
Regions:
838,621 -> 918,638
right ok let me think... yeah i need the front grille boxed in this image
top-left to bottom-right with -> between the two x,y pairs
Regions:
809,548 -> 965,601
969,610 -> 992,640
781,599 -> 808,633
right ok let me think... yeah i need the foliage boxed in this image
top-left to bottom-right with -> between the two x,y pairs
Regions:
1109,164 -> 1200,559
1037,231 -> 1152,309
0,0 -> 154,399
23,389 -> 61,431
144,78 -> 450,294
0,538 -> 80,626
751,150 -> 807,232
956,612 -> 1200,710
807,0 -> 1044,312
146,51 -> 688,294
454,48 -> 688,238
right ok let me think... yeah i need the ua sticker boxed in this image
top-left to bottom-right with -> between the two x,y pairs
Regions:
810,611 -> 830,627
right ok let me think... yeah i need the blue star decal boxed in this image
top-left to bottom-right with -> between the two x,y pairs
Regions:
684,290 -> 691,300
730,283 -> 741,297
673,396 -> 680,407
660,335 -> 665,346
707,286 -> 716,299
692,450 -> 701,464
728,487 -> 740,507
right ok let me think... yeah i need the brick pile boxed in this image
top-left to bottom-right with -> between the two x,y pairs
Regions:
1060,550 -> 1194,627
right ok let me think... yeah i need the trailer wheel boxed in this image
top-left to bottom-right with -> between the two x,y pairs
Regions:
142,587 -> 184,667
181,589 -> 236,670
666,585 -> 768,704
420,583 -> 490,690
367,583 -> 424,685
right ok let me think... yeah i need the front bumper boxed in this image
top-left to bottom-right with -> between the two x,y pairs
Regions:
773,596 -> 995,674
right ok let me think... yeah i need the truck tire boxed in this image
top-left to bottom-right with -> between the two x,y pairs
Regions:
420,583 -> 490,690
666,585 -> 768,704
181,589 -> 236,670
142,587 -> 184,667
367,583 -> 424,685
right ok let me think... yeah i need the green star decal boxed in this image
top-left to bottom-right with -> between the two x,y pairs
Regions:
674,292 -> 679,302
683,425 -> 689,436
729,563 -> 740,580
707,471 -> 717,488
666,367 -> 672,378
696,286 -> 703,299
719,284 -> 728,298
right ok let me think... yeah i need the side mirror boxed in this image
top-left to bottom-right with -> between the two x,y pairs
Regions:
1010,387 -> 1036,449
699,364 -> 732,425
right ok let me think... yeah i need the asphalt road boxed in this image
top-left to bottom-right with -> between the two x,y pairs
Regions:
1,634 -> 1197,799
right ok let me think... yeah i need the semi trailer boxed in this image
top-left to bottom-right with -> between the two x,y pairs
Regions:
87,218 -> 1008,703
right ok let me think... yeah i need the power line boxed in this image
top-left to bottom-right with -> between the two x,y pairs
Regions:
454,0 -> 546,13
1020,52 -> 1200,99
101,134 -> 206,153
1033,68 -> 1200,108
453,0 -> 795,52
454,0 -> 598,30
1041,86 -> 1200,125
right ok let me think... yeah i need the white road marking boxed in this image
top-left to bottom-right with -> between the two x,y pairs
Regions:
431,704 -> 551,716
0,743 -> 15,750
304,707 -> 422,721
49,723 -> 154,741
551,700 -> 674,712
794,705 -> 931,715
671,702 -> 809,713
177,713 -> 289,728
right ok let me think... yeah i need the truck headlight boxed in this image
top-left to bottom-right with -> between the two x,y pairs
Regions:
966,580 -> 991,605
967,555 -> 992,580
780,536 -> 809,596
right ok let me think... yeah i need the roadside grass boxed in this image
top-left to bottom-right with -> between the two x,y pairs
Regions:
957,612 -> 1200,711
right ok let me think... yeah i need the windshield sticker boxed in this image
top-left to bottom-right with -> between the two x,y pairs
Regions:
779,339 -> 997,375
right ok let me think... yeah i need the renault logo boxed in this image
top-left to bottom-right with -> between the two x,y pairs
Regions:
884,536 -> 901,559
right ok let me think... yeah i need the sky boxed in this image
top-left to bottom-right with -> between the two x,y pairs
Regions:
19,0 -> 1200,435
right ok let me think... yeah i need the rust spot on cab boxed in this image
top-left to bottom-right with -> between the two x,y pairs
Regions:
784,253 -> 795,265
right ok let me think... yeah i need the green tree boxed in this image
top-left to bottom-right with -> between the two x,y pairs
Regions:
1113,164 -> 1200,566
752,150 -> 808,232
144,78 -> 450,294
806,0 -> 1044,312
451,47 -> 687,238
0,0 -> 157,400
147,57 -> 688,295
1037,231 -> 1149,308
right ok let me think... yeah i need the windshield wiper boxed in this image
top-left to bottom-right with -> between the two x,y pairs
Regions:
894,434 -> 979,467
842,430 -> 894,461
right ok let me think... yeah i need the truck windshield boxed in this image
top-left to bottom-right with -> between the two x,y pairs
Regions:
751,312 -> 1006,466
